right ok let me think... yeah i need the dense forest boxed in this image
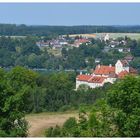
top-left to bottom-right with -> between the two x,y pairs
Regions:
1,24 -> 140,36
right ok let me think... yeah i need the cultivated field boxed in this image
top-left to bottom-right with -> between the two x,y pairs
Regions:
26,111 -> 79,137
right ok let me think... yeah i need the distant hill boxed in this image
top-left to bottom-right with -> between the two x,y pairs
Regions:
0,24 -> 140,36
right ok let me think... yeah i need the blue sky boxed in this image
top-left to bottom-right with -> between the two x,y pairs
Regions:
0,3 -> 139,25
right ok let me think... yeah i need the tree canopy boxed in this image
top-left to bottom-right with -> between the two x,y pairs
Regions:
0,66 -> 38,137
45,76 -> 140,137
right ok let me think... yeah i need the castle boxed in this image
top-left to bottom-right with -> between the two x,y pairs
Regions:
76,60 -> 137,89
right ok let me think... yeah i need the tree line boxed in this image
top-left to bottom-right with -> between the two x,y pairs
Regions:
1,24 -> 140,36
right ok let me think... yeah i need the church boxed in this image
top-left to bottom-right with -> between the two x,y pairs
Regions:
76,60 -> 137,90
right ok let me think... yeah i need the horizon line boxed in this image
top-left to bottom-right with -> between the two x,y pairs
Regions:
1,23 -> 140,26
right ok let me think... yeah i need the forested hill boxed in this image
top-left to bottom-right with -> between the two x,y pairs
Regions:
1,24 -> 140,36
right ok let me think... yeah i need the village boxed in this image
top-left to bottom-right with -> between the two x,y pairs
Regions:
36,33 -> 130,53
36,33 -> 138,89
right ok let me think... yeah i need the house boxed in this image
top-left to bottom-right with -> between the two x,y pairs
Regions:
95,58 -> 101,63
73,39 -> 90,47
115,60 -> 129,74
76,59 -> 137,90
110,40 -> 119,48
93,64 -> 115,77
59,41 -> 68,45
120,40 -> 127,45
76,75 -> 107,89
118,48 -> 123,52
59,39 -> 68,45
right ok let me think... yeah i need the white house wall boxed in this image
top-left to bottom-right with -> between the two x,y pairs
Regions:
123,67 -> 129,72
105,77 -> 117,84
76,80 -> 90,89
115,60 -> 129,74
115,60 -> 123,74
76,80 -> 105,89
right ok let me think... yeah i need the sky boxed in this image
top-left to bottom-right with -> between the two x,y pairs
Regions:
0,3 -> 140,26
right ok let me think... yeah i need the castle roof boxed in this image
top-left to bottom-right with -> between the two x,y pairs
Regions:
129,67 -> 138,74
88,76 -> 106,83
76,75 -> 92,82
120,60 -> 129,67
93,65 -> 115,75
118,70 -> 129,79
76,75 -> 106,83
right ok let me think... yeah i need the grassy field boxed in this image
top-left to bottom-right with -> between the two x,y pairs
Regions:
64,33 -> 140,40
25,111 -> 79,137
95,33 -> 140,40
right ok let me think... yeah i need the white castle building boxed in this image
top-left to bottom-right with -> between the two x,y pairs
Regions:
76,60 -> 137,90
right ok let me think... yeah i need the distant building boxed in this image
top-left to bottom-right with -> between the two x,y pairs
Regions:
118,48 -> 123,52
115,60 -> 129,74
110,40 -> 119,48
95,58 -> 101,63
59,39 -> 68,45
76,59 -> 137,90
104,33 -> 110,42
73,39 -> 90,47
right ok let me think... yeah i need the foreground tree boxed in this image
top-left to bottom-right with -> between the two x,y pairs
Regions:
107,76 -> 140,137
0,67 -> 38,137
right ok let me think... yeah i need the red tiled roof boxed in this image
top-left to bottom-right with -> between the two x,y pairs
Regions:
88,76 -> 106,83
118,70 -> 129,79
129,67 -> 138,74
75,39 -> 89,44
76,75 -> 106,83
93,65 -> 115,75
76,75 -> 92,81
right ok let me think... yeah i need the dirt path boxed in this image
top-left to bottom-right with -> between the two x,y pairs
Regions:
25,112 -> 78,137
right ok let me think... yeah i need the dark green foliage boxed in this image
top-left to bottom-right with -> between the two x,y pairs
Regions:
63,117 -> 77,129
130,39 -> 140,57
45,125 -> 62,137
0,66 -> 38,137
107,76 -> 140,136
37,72 -> 106,112
45,76 -> 140,137
1,24 -> 140,36
130,57 -> 140,73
